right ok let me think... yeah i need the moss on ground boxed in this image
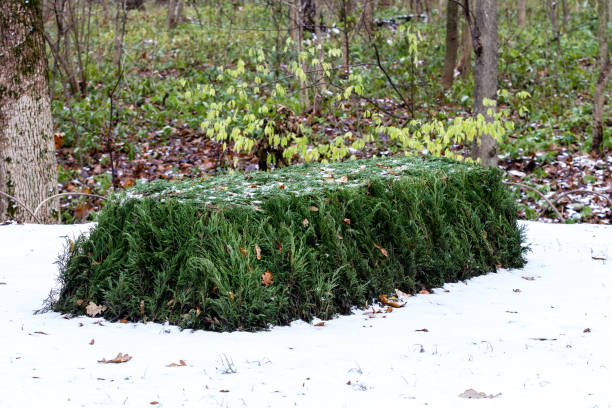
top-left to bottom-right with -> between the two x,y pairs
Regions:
52,156 -> 526,331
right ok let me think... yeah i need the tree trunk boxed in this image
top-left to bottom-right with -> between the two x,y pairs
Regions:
360,0 -> 375,33
591,0 -> 610,156
517,0 -> 526,26
457,17 -> 472,77
168,0 -> 185,30
466,0 -> 498,166
440,0 -> 459,88
0,0 -> 58,223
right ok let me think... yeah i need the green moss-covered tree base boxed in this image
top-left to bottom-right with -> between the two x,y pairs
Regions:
52,156 -> 526,331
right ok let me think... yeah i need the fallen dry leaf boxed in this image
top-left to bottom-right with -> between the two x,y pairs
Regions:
459,389 -> 501,399
166,360 -> 187,367
513,289 -> 521,293
521,276 -> 535,281
274,241 -> 282,252
385,307 -> 393,313
302,218 -> 309,227
219,389 -> 230,393
150,402 -> 159,406
418,289 -> 430,295
336,175 -> 348,183
89,339 -> 95,345
379,294 -> 404,308
373,243 -> 388,258
255,245 -> 261,260
228,291 -> 235,301
33,331 -> 48,335
120,318 -> 129,324
343,218 -> 351,225
308,206 -> 319,212
85,302 -> 107,317
98,352 -> 132,364
167,299 -> 174,306
584,328 -> 591,333
74,299 -> 84,306
415,328 -> 429,332
394,289 -> 411,299
314,321 -> 325,327
240,246 -> 247,257
262,271 -> 274,287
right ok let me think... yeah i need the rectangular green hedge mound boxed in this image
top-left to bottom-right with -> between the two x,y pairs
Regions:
51,156 -> 526,331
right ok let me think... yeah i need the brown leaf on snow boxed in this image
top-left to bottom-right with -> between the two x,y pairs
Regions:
521,276 -> 535,281
415,328 -> 429,332
379,294 -> 404,308
219,389 -> 230,393
120,318 -> 129,324
262,271 -> 274,287
459,389 -> 501,399
373,243 -> 388,258
89,339 -> 95,345
98,352 -> 132,364
85,302 -> 107,317
314,321 -> 325,327
150,402 -> 159,405
513,289 -> 521,293
385,307 -> 393,313
418,289 -> 430,295
255,245 -> 261,260
584,328 -> 591,333
166,360 -> 187,367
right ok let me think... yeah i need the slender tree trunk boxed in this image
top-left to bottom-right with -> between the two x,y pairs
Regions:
457,17 -> 472,77
561,0 -> 568,27
440,0 -> 459,88
0,0 -> 58,223
361,0 -> 375,33
517,0 -> 526,26
466,0 -> 498,166
168,0 -> 185,30
313,0 -> 326,115
591,0 -> 610,156
340,0 -> 352,77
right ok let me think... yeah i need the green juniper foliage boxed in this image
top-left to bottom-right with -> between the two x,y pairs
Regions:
52,156 -> 526,331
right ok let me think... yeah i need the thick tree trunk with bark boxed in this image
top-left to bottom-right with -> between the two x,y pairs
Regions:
0,0 -> 58,223
440,0 -> 459,88
591,0 -> 610,156
466,0 -> 498,166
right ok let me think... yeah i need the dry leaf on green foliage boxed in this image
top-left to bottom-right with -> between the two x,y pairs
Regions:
262,271 -> 273,287
373,243 -> 388,258
98,352 -> 132,364
85,302 -> 107,317
255,245 -> 261,260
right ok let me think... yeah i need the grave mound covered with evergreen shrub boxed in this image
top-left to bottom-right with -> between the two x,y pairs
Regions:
52,156 -> 526,331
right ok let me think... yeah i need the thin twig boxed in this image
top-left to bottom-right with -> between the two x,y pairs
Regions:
34,193 -> 108,217
503,181 -> 565,222
0,191 -> 42,224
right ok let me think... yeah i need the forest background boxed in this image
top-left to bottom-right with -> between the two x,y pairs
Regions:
0,0 -> 610,224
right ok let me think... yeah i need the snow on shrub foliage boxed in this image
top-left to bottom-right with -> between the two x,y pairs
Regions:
51,156 -> 526,331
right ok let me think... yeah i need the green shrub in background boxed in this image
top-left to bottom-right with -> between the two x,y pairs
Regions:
51,156 -> 526,331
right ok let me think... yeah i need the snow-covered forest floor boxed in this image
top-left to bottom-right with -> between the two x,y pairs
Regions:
1,221 -> 610,407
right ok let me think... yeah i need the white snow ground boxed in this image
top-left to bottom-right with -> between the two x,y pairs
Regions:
0,221 -> 610,408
